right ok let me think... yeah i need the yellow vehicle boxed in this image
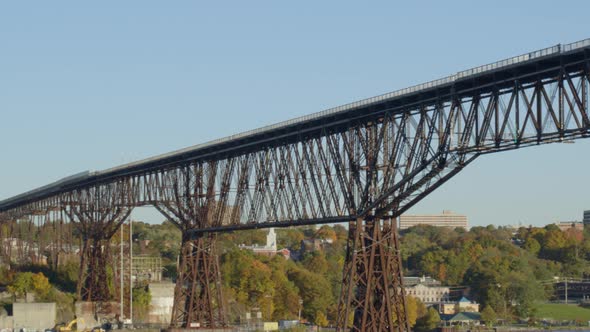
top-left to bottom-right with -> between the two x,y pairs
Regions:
54,318 -> 83,332
53,318 -> 105,332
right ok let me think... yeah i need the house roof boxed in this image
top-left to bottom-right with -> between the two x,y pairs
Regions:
449,312 -> 481,321
458,297 -> 472,303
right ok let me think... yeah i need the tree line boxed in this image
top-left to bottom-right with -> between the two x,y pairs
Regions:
2,219 -> 587,328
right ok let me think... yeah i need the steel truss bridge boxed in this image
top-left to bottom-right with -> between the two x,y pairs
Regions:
1,38 -> 590,331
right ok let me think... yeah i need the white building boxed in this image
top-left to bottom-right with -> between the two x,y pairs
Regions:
265,228 -> 277,251
405,283 -> 451,304
239,228 -> 290,259
400,210 -> 468,230
403,276 -> 441,286
555,221 -> 583,232
441,297 -> 480,315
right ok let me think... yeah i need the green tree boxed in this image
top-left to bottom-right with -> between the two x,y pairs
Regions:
271,270 -> 300,320
302,252 -> 329,276
288,267 -> 333,323
277,229 -> 305,250
505,272 -> 544,317
8,272 -> 34,299
415,307 -> 440,332
315,225 -> 337,243
481,305 -> 497,326
418,249 -> 447,281
332,224 -> 348,242
315,310 -> 328,327
401,233 -> 433,270
523,237 -> 541,255
541,229 -> 568,260
132,284 -> 152,321
8,272 -> 52,301
240,260 -> 275,315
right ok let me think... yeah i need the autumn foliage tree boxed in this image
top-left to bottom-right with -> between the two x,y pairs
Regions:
8,272 -> 51,301
404,296 -> 427,328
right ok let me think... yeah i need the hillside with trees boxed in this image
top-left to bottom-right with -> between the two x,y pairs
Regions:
1,220 -> 589,328
401,223 -> 590,321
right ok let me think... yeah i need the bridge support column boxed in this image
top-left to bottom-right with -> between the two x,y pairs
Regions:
0,214 -> 13,265
78,235 -> 113,301
64,206 -> 131,302
337,218 -> 409,332
170,233 -> 226,328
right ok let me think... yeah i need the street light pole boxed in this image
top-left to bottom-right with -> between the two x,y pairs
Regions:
120,226 -> 123,320
565,277 -> 567,304
129,219 -> 133,326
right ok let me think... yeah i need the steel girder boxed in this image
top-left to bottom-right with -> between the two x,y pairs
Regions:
4,67 -> 590,232
0,60 -> 588,330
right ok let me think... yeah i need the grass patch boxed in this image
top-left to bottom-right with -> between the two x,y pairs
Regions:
536,303 -> 590,321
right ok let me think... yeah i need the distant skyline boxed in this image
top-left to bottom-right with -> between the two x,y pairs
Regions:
1,1 -> 589,227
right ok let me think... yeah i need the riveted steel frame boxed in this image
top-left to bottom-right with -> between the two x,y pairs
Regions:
0,52 -> 588,330
61,185 -> 133,301
170,235 -> 225,328
337,218 -> 409,332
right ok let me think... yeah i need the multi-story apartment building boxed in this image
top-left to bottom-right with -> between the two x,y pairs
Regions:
405,283 -> 451,304
556,221 -> 584,232
399,210 -> 468,230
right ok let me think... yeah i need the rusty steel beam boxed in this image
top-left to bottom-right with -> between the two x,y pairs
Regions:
153,163 -> 228,328
63,186 -> 133,302
170,235 -> 225,328
0,42 -> 589,330
337,219 -> 408,332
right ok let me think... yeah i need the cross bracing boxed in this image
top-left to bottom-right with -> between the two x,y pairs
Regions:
0,38 -> 589,331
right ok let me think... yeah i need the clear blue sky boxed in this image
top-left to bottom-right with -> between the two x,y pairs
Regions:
1,1 -> 589,227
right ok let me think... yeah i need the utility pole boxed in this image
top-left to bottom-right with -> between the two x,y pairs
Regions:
129,219 -> 133,326
565,277 -> 567,304
120,226 -> 124,320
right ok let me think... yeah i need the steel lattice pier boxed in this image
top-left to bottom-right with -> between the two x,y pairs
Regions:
1,40 -> 590,331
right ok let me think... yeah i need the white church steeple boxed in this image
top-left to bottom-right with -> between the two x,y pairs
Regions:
266,228 -> 277,251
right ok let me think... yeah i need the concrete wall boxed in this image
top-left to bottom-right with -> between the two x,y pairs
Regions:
148,282 -> 175,324
0,315 -> 13,330
75,302 -> 120,331
13,303 -> 56,331
75,302 -> 100,331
